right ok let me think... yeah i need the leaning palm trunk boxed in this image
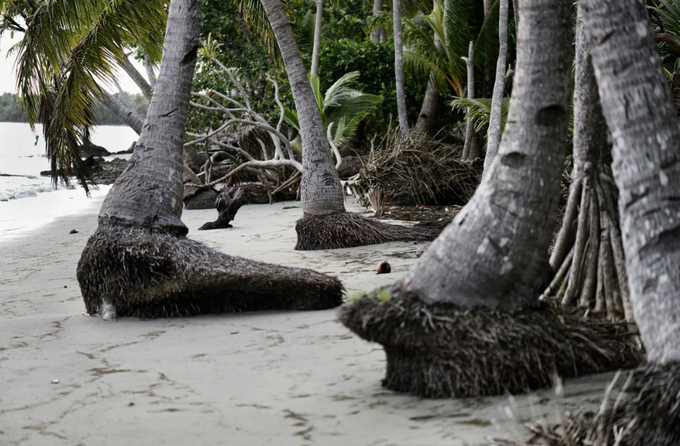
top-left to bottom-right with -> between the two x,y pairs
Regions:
76,0 -> 343,319
100,89 -> 143,134
260,0 -> 436,250
502,1 -> 680,444
393,0 -> 409,137
462,41 -> 476,160
339,0 -> 640,399
482,0 -> 509,178
310,0 -> 323,77
542,2 -> 634,324
412,0 -> 441,136
370,0 -> 384,43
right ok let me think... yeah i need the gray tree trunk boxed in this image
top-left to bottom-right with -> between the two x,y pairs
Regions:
100,89 -> 143,134
310,0 -> 323,77
98,0 -> 201,235
117,55 -> 154,100
584,0 -> 680,363
413,0 -> 441,135
260,0 -> 345,216
393,0 -> 409,137
370,0 -> 384,43
413,78 -> 439,135
462,41 -> 475,159
144,53 -> 157,88
401,0 -> 572,310
483,0 -> 509,178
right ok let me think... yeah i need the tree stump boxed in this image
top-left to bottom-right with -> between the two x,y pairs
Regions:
198,187 -> 245,230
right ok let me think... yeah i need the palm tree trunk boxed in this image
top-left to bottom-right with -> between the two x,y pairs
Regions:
393,0 -> 409,137
144,53 -> 157,88
259,0 -> 345,217
370,0 -> 384,43
339,0 -> 638,399
77,0 -> 343,319
413,78 -> 439,135
100,89 -> 143,134
404,0 -> 571,310
261,0 -> 436,250
483,0 -> 509,178
585,0 -> 680,365
310,0 -> 323,76
117,55 -> 153,100
413,0 -> 440,135
462,42 -> 475,159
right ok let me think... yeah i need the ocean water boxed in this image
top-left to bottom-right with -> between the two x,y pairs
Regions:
0,122 -> 137,240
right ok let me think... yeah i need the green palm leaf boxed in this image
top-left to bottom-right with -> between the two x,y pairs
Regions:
10,0 -> 167,191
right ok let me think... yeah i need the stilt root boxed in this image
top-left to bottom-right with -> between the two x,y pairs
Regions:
497,362 -> 680,446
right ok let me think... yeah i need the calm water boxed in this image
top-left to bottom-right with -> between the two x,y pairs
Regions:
0,122 -> 137,239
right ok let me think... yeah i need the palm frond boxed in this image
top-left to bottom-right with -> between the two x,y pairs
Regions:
14,0 -> 167,191
451,96 -> 509,134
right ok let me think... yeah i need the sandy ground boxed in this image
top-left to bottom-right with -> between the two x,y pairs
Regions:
0,196 -> 619,446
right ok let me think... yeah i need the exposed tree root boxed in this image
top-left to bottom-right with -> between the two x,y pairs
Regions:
338,286 -> 642,398
77,220 -> 343,318
294,212 -> 438,251
544,167 -> 633,323
496,362 -> 680,446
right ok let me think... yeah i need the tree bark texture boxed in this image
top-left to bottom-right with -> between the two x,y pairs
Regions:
117,55 -> 154,100
413,0 -> 441,136
393,0 -> 409,137
100,89 -> 143,135
310,0 -> 323,76
401,0 -> 572,311
260,0 -> 346,216
462,41 -> 475,160
544,1 -> 633,323
98,0 -> 201,235
584,0 -> 680,363
144,53 -> 157,88
370,0 -> 384,43
483,0 -> 509,178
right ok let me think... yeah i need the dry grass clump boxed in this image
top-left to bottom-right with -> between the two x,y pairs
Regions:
493,363 -> 680,446
348,131 -> 480,207
338,286 -> 642,398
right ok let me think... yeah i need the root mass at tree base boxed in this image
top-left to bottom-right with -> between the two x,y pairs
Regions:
77,220 -> 344,318
339,287 -> 642,398
295,212 -> 438,251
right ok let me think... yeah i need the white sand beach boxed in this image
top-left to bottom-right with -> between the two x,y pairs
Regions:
0,196 -> 619,446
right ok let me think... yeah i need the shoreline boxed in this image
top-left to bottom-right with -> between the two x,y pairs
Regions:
0,196 -> 620,445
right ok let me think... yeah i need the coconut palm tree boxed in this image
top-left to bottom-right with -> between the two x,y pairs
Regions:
339,0 -> 640,398
76,0 -> 343,319
259,0 -> 436,250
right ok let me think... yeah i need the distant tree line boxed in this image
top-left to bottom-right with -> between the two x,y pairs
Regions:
0,92 -> 148,125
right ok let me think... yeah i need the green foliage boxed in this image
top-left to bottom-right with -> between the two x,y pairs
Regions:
403,0 -> 475,96
451,97 -> 509,134
316,39 -> 430,141
284,71 -> 383,147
